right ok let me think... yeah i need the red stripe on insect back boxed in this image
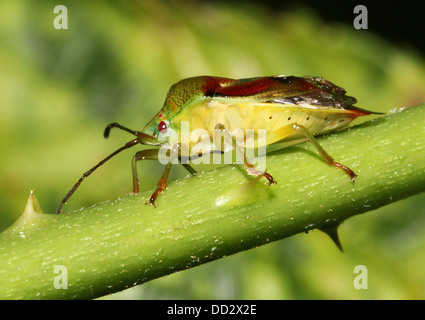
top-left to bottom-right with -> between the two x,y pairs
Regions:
203,77 -> 236,96
214,78 -> 277,97
203,77 -> 222,96
345,106 -> 374,118
211,76 -> 318,98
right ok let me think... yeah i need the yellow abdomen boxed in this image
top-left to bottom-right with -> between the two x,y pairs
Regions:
172,99 -> 356,152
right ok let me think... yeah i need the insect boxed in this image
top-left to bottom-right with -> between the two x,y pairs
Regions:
56,75 -> 381,214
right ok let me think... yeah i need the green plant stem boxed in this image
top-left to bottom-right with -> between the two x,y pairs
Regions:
1,105 -> 425,299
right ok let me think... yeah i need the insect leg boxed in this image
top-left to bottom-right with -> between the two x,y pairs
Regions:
215,124 -> 276,185
132,149 -> 161,193
132,147 -> 176,206
178,155 -> 197,176
181,163 -> 197,176
146,162 -> 172,207
292,124 -> 357,181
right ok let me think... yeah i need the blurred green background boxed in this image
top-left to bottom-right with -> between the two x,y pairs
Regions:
1,0 -> 424,299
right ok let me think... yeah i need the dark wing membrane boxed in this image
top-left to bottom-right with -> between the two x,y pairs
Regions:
271,89 -> 357,109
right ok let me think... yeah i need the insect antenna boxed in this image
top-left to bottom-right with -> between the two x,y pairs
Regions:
104,122 -> 140,138
56,138 -> 139,214
56,122 -> 145,214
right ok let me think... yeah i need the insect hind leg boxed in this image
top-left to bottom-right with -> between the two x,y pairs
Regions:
290,124 -> 357,181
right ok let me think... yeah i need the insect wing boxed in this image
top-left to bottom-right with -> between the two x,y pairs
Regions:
211,76 -> 380,116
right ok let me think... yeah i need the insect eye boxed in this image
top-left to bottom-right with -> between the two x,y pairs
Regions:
158,120 -> 168,133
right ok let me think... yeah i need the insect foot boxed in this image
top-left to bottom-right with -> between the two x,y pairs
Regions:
246,166 -> 276,186
263,172 -> 277,186
332,162 -> 357,182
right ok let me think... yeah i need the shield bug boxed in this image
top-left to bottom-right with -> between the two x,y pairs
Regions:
56,75 -> 382,213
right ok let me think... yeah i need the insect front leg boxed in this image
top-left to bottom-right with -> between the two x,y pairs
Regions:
215,123 -> 276,185
146,162 -> 172,207
290,124 -> 357,181
132,146 -> 180,206
132,149 -> 161,194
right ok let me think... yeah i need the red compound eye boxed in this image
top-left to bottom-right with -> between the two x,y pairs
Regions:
158,120 -> 168,133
